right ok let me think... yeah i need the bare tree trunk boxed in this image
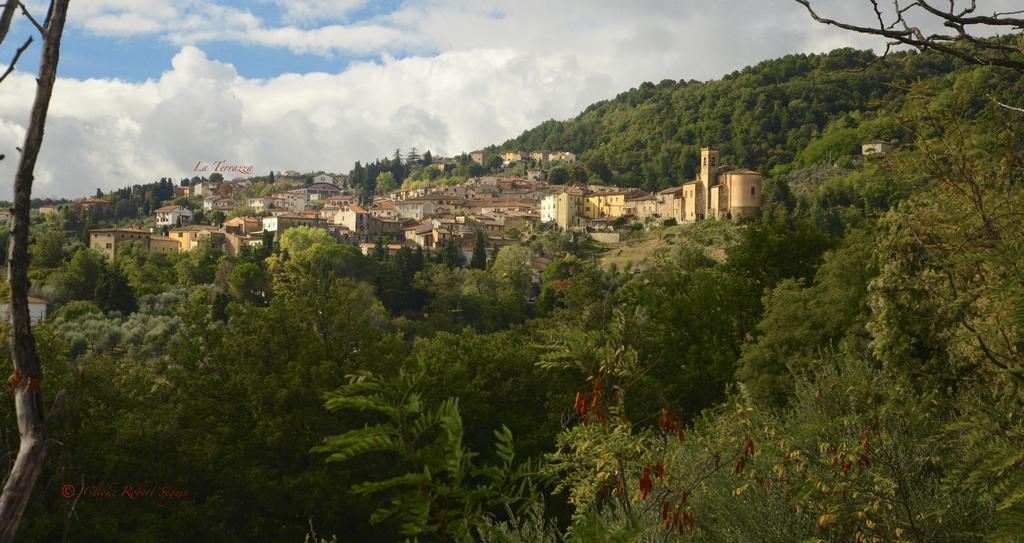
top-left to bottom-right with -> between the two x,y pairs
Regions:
0,1 -> 70,541
0,2 -> 18,47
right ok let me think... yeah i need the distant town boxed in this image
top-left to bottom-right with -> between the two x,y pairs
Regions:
14,141 -> 893,267
59,143 -> 790,266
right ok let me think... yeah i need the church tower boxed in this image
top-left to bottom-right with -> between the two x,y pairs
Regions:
698,147 -> 720,218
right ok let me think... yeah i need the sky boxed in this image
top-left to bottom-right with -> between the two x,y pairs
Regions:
0,0 -> 1008,198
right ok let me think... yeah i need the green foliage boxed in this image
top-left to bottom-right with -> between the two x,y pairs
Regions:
9,47 -> 1024,543
794,127 -> 862,167
737,227 -> 878,405
226,262 -> 267,304
315,364 -> 545,541
724,215 -> 833,292
499,48 -> 960,189
548,166 -> 569,185
277,225 -> 334,259
60,248 -> 138,313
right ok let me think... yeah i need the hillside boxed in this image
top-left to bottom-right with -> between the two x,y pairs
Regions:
496,48 -> 987,190
596,221 -> 742,272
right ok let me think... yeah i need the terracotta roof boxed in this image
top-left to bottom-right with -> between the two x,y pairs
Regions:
0,296 -> 47,305
225,216 -> 260,224
155,205 -> 185,212
273,213 -> 323,220
170,225 -> 221,232
90,228 -> 147,234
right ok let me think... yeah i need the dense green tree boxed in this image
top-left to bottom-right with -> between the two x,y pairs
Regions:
470,229 -> 488,269
724,215 -> 833,292
227,262 -> 267,305
374,171 -> 396,194
30,229 -> 66,268
548,166 -> 569,185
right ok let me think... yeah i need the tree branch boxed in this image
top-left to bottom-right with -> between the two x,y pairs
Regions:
793,0 -> 1024,72
16,1 -> 42,35
0,35 -> 31,84
988,94 -> 1024,113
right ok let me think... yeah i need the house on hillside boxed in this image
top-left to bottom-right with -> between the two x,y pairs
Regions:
261,214 -> 325,239
224,216 -> 262,236
0,296 -> 47,324
526,168 -> 547,182
294,182 -> 346,200
155,205 -> 193,227
470,150 -> 488,165
862,140 -> 894,156
77,198 -> 111,211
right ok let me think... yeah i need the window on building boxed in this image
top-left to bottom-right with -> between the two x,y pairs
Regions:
751,186 -> 756,196
105,243 -> 112,249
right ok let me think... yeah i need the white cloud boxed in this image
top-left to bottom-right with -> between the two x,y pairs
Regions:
261,0 -> 370,24
0,45 -> 618,197
3,0 -> 1020,197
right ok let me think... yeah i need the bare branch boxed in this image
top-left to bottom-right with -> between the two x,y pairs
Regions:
793,1 -> 1024,72
987,94 -> 1024,113
0,35 -> 31,84
16,1 -> 42,35
915,0 -> 1024,27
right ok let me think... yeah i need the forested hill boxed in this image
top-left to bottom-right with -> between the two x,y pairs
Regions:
497,47 -> 967,190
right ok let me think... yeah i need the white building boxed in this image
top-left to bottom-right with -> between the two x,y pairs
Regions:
203,197 -> 235,212
540,195 -> 557,224
394,199 -> 437,220
0,297 -> 47,324
862,140 -> 894,156
155,205 -> 193,227
272,192 -> 308,213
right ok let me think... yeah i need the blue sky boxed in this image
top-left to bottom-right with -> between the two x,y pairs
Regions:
2,0 -> 1009,198
6,0 -> 409,81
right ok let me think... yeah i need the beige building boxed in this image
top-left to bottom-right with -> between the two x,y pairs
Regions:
224,216 -> 262,235
529,151 -> 550,162
262,214 -> 326,239
624,193 -> 659,223
90,229 -> 187,259
89,229 -> 153,260
862,140 -> 894,156
682,147 -> 763,222
149,236 -> 181,255
549,151 -> 577,163
541,190 -> 585,231
584,189 -> 644,220
656,187 -> 683,223
169,225 -> 226,251
469,149 -> 488,165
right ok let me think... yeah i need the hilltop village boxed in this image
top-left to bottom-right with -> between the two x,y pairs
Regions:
71,146 -> 773,264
